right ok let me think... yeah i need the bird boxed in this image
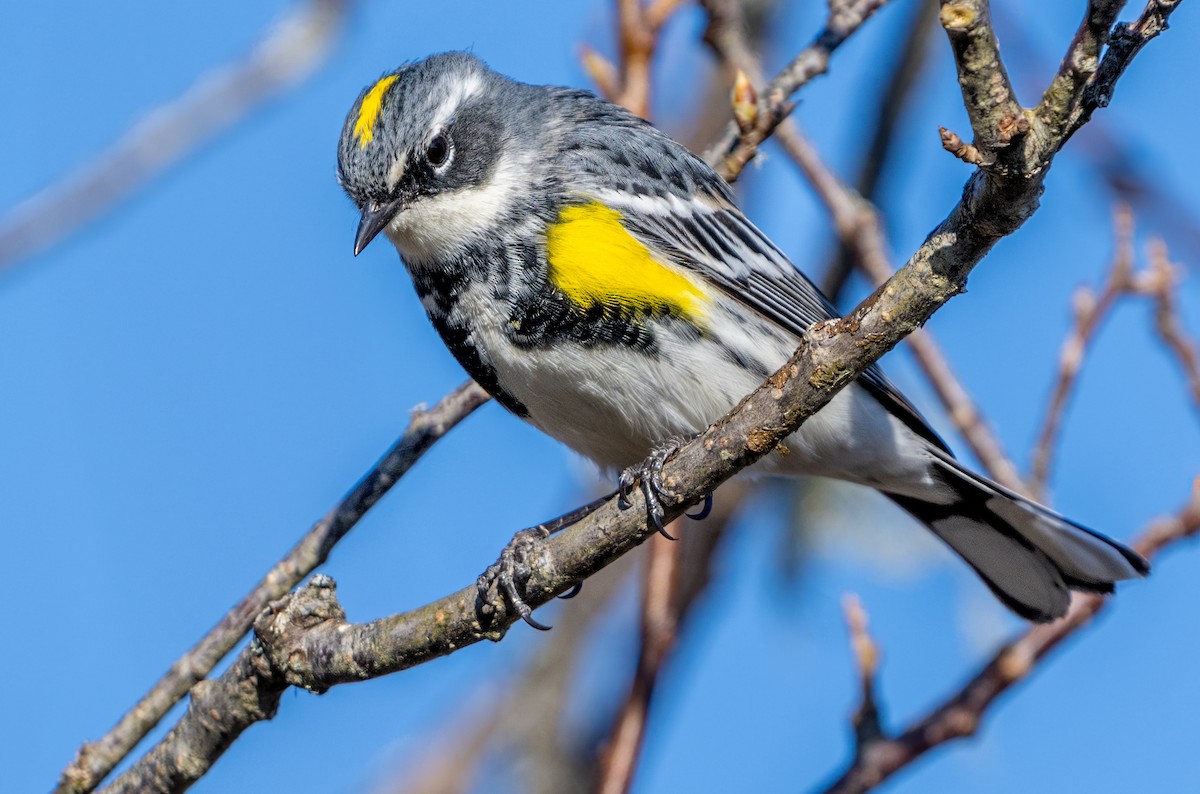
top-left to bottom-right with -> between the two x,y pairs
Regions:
335,51 -> 1147,623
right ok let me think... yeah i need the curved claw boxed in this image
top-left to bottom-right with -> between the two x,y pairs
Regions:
617,471 -> 636,511
619,439 -> 691,540
519,611 -> 553,631
635,471 -> 676,540
686,492 -> 713,520
558,581 -> 584,599
498,571 -> 552,630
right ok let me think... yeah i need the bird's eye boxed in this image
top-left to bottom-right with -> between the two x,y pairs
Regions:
426,133 -> 450,167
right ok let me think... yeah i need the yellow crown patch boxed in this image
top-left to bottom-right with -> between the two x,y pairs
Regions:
354,74 -> 399,148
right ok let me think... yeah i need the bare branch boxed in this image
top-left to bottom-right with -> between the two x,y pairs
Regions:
1030,208 -> 1135,499
937,0 -> 1027,162
823,481 -> 1200,794
61,381 -> 489,794
1064,0 -> 1184,143
843,595 -> 884,751
0,0 -> 352,274
1146,241 -> 1200,413
706,0 -> 1022,491
705,0 -> 893,180
1036,0 -> 1126,137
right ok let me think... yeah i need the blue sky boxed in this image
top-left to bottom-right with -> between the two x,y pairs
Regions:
2,2 -> 1197,792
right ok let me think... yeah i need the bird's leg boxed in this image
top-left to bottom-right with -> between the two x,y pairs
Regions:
476,491 -> 614,632
618,436 -> 698,540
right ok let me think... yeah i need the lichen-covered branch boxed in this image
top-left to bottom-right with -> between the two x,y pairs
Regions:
938,0 -> 1027,162
1036,0 -> 1125,137
1063,0 -> 1183,143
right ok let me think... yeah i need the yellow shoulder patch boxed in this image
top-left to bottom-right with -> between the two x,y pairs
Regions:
353,74 -> 399,148
545,202 -> 709,322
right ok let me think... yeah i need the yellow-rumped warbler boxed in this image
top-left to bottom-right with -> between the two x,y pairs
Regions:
336,52 -> 1146,622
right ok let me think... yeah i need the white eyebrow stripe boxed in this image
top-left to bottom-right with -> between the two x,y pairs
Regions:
386,151 -> 409,191
428,71 -> 484,133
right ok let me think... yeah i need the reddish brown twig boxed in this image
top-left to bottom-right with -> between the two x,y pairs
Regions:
843,595 -> 884,751
596,531 -> 682,794
594,480 -> 749,794
1145,241 -> 1200,413
704,0 -> 893,181
824,480 -> 1200,794
581,0 -> 689,117
822,0 -> 938,302
1030,208 -> 1136,499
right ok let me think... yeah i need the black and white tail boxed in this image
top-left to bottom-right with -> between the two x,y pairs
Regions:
885,448 -> 1149,622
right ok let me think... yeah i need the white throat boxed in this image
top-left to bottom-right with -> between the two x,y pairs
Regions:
384,153 -> 522,266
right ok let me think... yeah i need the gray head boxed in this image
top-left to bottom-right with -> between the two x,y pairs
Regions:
337,52 -> 520,257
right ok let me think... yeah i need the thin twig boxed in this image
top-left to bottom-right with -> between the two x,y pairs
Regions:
705,0 -> 893,181
60,381 -> 489,794
1030,207 -> 1135,499
843,594 -> 884,751
823,480 -> 1200,794
823,0 -> 938,301
1145,240 -> 1200,413
0,0 -> 352,274
595,531 -> 682,794
582,0 -> 689,117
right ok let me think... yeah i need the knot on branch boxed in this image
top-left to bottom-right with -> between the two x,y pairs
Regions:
253,574 -> 348,693
938,2 -> 976,33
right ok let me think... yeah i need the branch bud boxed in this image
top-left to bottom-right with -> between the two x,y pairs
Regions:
732,69 -> 758,134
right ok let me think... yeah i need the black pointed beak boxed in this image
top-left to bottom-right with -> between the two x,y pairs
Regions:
353,198 -> 404,256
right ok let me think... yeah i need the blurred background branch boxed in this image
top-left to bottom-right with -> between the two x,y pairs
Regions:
0,0 -> 353,274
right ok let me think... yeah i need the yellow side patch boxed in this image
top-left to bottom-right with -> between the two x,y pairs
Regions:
545,202 -> 709,321
354,74 -> 398,148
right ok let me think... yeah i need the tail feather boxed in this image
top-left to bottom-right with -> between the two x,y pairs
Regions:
886,450 -> 1148,623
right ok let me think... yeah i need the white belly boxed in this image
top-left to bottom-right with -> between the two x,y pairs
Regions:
459,284 -> 937,490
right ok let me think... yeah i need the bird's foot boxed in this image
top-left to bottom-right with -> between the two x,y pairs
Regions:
618,436 -> 702,540
476,492 -> 615,633
477,526 -> 552,631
